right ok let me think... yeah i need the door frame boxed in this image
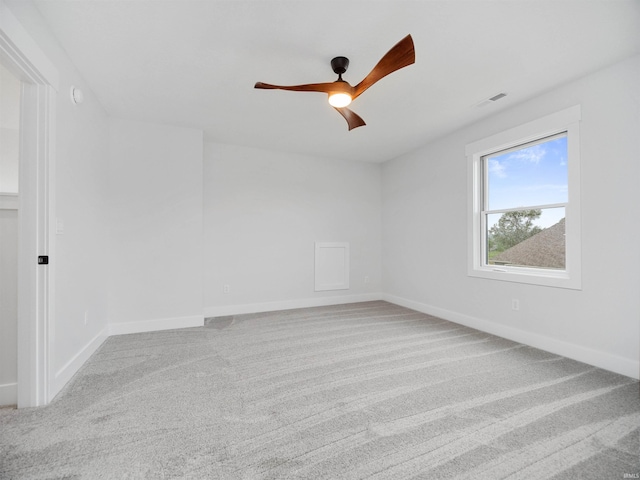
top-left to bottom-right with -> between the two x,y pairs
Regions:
1,1 -> 58,407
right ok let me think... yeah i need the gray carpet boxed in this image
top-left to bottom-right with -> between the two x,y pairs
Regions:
1,301 -> 638,479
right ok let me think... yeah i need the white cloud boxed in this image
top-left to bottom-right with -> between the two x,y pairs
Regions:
509,144 -> 546,164
489,159 -> 507,178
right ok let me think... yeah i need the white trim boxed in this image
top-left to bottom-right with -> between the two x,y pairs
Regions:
204,293 -> 382,318
16,81 -> 56,407
484,202 -> 567,216
0,1 -> 58,89
108,315 -> 205,336
0,382 -> 17,407
466,105 -> 582,290
465,105 -> 581,156
45,87 -> 56,404
0,193 -> 19,210
382,293 -> 639,380
1,1 -> 58,407
50,327 -> 108,401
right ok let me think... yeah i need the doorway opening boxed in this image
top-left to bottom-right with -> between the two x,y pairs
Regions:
0,63 -> 21,406
1,3 -> 58,407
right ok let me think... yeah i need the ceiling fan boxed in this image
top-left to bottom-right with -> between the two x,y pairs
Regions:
254,35 -> 415,131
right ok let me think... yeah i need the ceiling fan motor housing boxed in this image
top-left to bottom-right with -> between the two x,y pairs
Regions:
331,56 -> 349,75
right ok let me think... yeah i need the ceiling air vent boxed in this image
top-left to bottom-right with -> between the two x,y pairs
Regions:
476,92 -> 508,108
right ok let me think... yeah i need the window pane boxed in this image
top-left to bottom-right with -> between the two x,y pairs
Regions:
485,134 -> 568,210
486,207 -> 566,270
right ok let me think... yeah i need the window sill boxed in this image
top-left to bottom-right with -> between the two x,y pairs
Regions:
469,266 -> 581,290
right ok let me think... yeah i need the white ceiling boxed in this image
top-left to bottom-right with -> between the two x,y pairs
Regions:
18,0 -> 640,162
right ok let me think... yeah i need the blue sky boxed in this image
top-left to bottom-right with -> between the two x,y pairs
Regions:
486,135 -> 567,228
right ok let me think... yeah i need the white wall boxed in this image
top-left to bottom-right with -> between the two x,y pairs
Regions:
108,119 -> 203,333
52,67 -> 111,395
0,205 -> 18,405
382,55 -> 640,378
2,0 -> 112,399
0,62 -> 21,405
0,63 -> 20,193
203,143 -> 381,315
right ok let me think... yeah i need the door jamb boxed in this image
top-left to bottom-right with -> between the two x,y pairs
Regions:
1,1 -> 58,407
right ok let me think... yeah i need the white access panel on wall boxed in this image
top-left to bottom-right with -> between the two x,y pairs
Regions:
314,242 -> 350,291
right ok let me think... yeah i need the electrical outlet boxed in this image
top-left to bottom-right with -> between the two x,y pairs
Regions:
223,284 -> 230,294
364,276 -> 370,284
512,299 -> 520,311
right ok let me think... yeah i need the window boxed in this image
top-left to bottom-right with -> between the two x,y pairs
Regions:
466,106 -> 581,289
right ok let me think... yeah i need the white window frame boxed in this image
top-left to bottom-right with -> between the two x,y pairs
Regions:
466,105 -> 582,289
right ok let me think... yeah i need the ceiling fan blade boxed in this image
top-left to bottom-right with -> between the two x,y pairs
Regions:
353,35 -> 415,100
255,81 -> 338,94
334,107 -> 366,131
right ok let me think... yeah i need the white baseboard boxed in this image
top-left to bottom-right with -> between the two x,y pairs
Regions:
204,293 -> 383,318
108,314 -> 204,336
42,292 -> 637,409
382,293 -> 639,380
0,382 -> 17,407
51,326 -> 109,401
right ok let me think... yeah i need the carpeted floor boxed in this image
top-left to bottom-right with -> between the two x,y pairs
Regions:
1,301 -> 638,479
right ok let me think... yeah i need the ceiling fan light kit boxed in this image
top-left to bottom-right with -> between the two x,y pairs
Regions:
255,35 -> 415,130
328,92 -> 352,108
